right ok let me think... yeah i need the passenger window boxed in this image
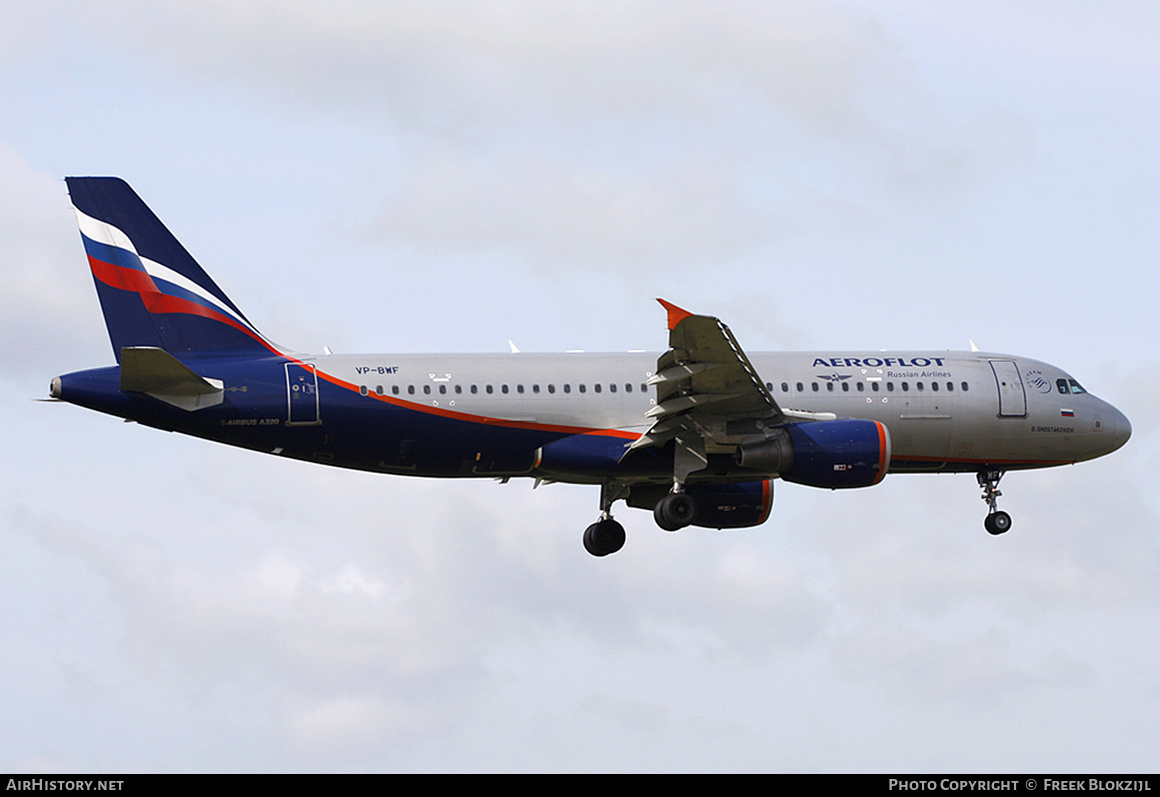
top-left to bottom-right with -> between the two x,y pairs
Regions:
423,385 -> 431,395
871,382 -> 879,392
548,384 -> 555,394
533,384 -> 540,394
931,381 -> 938,392
578,384 -> 586,393
594,384 -> 601,393
609,383 -> 616,393
486,385 -> 494,394
625,383 -> 632,393
517,385 -> 524,394
501,384 -> 508,394
961,382 -> 969,392
359,385 -> 368,396
812,383 -> 819,392
470,385 -> 477,394
455,385 -> 462,394
796,382 -> 804,392
901,382 -> 909,392
917,382 -> 924,391
781,382 -> 789,393
826,382 -> 834,392
392,385 -> 400,395
564,384 -> 571,393
887,382 -> 894,392
439,385 -> 446,394
408,385 -> 415,395
946,382 -> 953,392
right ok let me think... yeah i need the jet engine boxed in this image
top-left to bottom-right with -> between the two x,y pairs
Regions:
735,419 -> 891,489
629,480 -> 774,529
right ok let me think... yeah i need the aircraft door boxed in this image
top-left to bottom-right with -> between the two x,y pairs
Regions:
989,360 -> 1027,417
285,361 -> 321,425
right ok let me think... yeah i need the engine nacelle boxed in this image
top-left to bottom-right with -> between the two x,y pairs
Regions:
629,480 -> 774,529
736,419 -> 890,489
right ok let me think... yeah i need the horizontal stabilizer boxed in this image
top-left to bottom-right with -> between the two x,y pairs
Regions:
120,346 -> 223,411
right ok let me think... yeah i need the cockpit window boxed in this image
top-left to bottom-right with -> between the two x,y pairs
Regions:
1058,377 -> 1088,395
1068,379 -> 1087,395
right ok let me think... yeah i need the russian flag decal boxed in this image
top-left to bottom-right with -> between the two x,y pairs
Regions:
1061,409 -> 1075,418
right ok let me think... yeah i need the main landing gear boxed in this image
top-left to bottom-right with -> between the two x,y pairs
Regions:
583,482 -> 700,556
583,482 -> 627,557
977,469 -> 1012,535
653,490 -> 697,532
583,518 -> 625,557
654,440 -> 704,533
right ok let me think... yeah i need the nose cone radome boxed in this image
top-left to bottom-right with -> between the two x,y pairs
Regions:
1107,404 -> 1131,453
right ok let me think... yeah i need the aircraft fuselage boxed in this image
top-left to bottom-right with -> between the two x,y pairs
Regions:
53,348 -> 1130,484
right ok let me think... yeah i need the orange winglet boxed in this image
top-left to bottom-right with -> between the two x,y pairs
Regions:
656,298 -> 693,331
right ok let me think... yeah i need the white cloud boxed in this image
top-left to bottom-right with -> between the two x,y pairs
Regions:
53,0 -> 1025,272
76,1 -> 884,130
0,147 -> 108,374
371,148 -> 763,267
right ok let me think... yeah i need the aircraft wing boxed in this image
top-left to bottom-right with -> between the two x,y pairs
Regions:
627,300 -> 783,463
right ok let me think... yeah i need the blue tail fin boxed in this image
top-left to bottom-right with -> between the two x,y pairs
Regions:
66,177 -> 274,361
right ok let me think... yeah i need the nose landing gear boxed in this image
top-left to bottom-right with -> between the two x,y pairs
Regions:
978,469 -> 1012,535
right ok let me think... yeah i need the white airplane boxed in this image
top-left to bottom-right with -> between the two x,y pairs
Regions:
50,177 -> 1131,556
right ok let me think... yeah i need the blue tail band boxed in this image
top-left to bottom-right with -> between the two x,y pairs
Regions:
66,177 -> 274,361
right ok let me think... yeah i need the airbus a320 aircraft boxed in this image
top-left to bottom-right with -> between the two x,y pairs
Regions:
50,178 -> 1131,556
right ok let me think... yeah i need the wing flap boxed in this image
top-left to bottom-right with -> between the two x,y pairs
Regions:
645,391 -> 741,418
647,361 -> 723,385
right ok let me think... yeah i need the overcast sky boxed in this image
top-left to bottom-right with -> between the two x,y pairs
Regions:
1,0 -> 1157,773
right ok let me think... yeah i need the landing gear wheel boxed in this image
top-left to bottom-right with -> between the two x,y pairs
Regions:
654,492 -> 697,532
984,511 -> 1012,536
583,519 -> 626,557
977,469 -> 1011,536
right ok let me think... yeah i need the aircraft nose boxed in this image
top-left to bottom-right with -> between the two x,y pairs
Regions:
1105,403 -> 1131,453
